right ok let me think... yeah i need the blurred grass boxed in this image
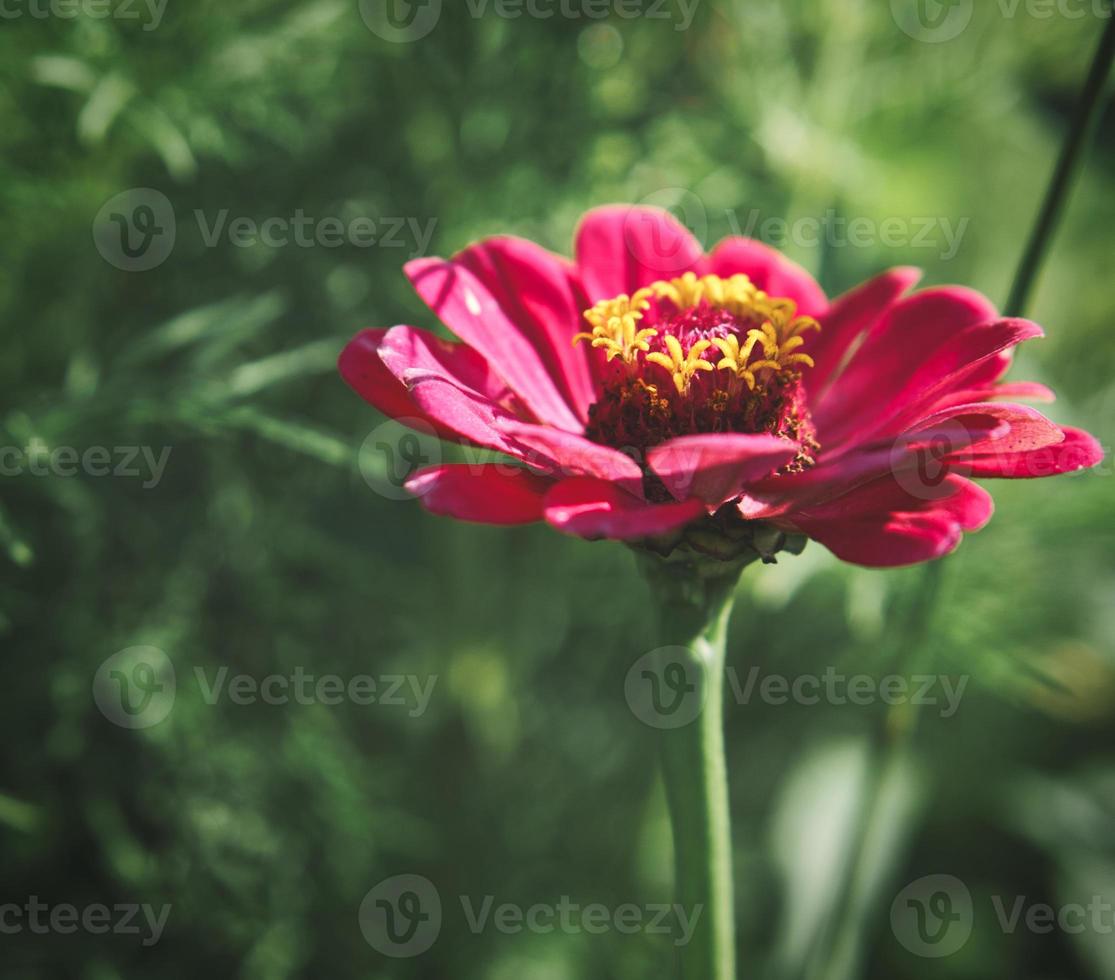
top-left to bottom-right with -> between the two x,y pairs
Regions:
1,2 -> 1113,978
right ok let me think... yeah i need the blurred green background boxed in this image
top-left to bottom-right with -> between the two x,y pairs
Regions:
2,1 -> 1114,977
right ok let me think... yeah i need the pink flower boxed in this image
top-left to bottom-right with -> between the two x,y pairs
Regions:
340,206 -> 1103,567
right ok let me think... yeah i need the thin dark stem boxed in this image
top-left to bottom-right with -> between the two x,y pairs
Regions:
1005,10 -> 1115,318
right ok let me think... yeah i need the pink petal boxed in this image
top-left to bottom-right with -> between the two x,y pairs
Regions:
743,414 -> 1008,518
574,205 -> 705,303
913,402 -> 1066,458
929,380 -> 1056,411
406,256 -> 582,431
543,477 -> 706,541
788,475 -> 992,568
646,433 -> 799,506
339,328 -> 460,440
706,237 -> 828,318
495,418 -> 645,491
404,374 -> 528,458
808,267 -> 922,396
954,426 -> 1104,478
406,464 -> 551,525
377,325 -> 519,407
815,308 -> 1042,450
454,237 -> 596,421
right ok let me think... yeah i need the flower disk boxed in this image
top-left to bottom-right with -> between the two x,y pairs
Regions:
575,272 -> 821,479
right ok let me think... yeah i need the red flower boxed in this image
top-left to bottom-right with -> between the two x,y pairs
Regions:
340,206 -> 1103,567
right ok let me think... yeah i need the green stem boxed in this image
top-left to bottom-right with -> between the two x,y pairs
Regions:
1005,10 -> 1115,318
638,553 -> 748,980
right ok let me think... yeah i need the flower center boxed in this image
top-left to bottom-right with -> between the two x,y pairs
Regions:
574,272 -> 821,475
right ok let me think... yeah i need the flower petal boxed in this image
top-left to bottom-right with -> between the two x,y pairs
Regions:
815,306 -> 1042,450
808,267 -> 922,396
339,328 -> 461,440
788,474 -> 992,568
646,433 -> 799,506
543,477 -> 706,540
406,256 -> 582,431
575,205 -> 705,303
496,418 -> 645,491
453,236 -> 596,420
377,325 -> 519,408
404,374 -> 528,457
406,464 -> 551,525
952,426 -> 1104,478
705,237 -> 828,318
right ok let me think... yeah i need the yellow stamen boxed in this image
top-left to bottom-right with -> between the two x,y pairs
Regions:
646,336 -> 715,394
574,272 -> 821,389
573,287 -> 658,364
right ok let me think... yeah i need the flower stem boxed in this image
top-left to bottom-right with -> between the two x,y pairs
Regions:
638,553 -> 748,980
1005,11 -> 1115,318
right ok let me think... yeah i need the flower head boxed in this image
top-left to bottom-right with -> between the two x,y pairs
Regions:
340,206 -> 1103,567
